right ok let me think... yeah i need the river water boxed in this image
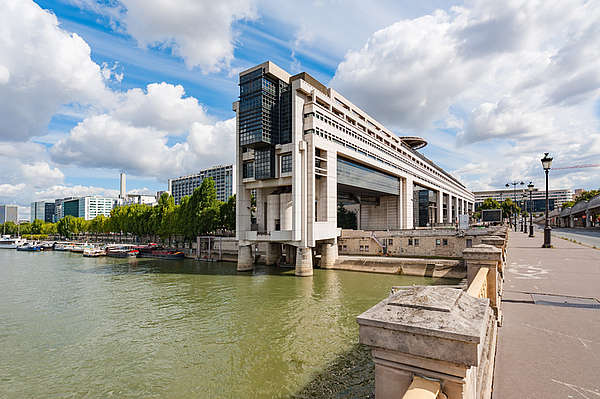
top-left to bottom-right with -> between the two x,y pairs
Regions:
0,250 -> 455,398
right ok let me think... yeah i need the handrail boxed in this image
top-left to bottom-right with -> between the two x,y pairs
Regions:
467,267 -> 489,299
402,375 -> 447,399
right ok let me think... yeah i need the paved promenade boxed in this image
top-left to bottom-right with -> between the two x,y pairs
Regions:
493,230 -> 600,398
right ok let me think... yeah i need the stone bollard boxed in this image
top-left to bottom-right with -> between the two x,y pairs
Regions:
463,244 -> 502,318
295,247 -> 313,276
320,240 -> 338,269
237,244 -> 254,272
357,286 -> 496,399
480,236 -> 507,266
265,243 -> 282,266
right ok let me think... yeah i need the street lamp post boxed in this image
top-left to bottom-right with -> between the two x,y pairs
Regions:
506,181 -> 524,232
528,182 -> 535,237
522,192 -> 528,234
541,153 -> 553,248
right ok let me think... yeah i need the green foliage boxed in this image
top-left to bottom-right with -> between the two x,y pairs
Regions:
220,195 -> 236,231
22,234 -> 49,240
479,198 -> 501,210
337,204 -> 357,229
31,219 -> 44,235
57,215 -> 86,238
1,221 -> 18,235
500,199 -> 520,218
574,189 -> 600,203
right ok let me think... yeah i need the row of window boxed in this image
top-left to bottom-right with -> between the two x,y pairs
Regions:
308,110 -> 470,198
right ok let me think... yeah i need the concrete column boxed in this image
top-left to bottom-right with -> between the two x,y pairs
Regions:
265,243 -> 281,266
295,246 -> 313,276
463,244 -> 503,317
320,240 -> 338,269
404,178 -> 414,229
280,192 -> 293,230
437,191 -> 444,225
237,244 -> 254,272
267,194 -> 280,232
586,211 -> 591,227
358,286 -> 495,399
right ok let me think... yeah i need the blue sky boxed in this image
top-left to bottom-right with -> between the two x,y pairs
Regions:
1,0 -> 599,217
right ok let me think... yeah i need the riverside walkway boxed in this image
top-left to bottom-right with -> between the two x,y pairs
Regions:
493,229 -> 600,398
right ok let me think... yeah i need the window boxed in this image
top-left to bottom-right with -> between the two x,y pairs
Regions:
466,239 -> 473,248
443,239 -> 448,246
365,245 -> 369,251
388,239 -> 393,246
408,238 -> 413,246
414,239 -> 420,247
281,153 -> 292,173
436,239 -> 441,246
359,245 -> 364,251
243,161 -> 254,179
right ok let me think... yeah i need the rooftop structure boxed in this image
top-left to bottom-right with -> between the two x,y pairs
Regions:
168,164 -> 235,204
234,61 -> 474,276
60,196 -> 116,220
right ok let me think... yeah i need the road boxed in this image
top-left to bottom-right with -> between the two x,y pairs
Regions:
550,227 -> 600,248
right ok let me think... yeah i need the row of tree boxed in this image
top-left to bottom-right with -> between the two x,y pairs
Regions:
475,198 -> 524,220
561,189 -> 600,208
0,178 -> 236,243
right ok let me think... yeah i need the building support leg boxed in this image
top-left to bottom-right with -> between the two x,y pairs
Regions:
237,244 -> 254,272
320,240 -> 338,269
295,247 -> 313,276
266,243 -> 281,266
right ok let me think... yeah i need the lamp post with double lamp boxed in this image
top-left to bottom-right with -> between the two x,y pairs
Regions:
541,153 -> 553,248
522,192 -> 528,233
506,181 -> 524,231
528,182 -> 535,237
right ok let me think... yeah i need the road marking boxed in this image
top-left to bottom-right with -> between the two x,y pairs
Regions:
523,323 -> 596,348
551,379 -> 600,399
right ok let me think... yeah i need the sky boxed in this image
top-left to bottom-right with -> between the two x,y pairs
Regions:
1,0 -> 599,219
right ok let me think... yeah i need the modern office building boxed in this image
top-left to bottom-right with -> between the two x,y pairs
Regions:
30,201 -> 56,223
0,204 -> 18,224
122,194 -> 157,206
60,196 -> 116,220
473,188 -> 574,212
234,61 -> 474,276
168,164 -> 236,204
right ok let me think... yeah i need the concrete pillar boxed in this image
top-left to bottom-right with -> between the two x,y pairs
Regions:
437,191 -> 444,225
404,178 -> 414,229
586,211 -> 591,227
358,286 -> 495,399
295,246 -> 313,276
463,244 -> 503,317
280,193 -> 293,230
320,240 -> 338,269
265,243 -> 281,266
267,194 -> 280,232
237,244 -> 254,272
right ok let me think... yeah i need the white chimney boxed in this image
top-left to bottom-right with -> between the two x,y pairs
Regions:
120,172 -> 126,199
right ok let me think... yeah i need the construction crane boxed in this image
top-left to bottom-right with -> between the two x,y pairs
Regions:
552,164 -> 600,170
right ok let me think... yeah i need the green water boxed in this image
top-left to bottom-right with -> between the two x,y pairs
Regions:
0,250 -> 455,398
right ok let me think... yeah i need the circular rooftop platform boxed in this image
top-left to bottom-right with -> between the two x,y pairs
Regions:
400,136 -> 427,150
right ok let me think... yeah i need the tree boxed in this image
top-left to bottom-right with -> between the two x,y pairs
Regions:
41,222 -> 57,236
220,195 -> 236,232
337,204 -> 357,229
58,215 -> 76,238
199,177 -> 218,209
479,198 -> 501,210
500,199 -> 520,219
31,219 -> 44,235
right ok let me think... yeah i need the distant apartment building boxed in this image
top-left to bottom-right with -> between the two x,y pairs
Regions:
60,196 -> 116,220
0,204 -> 18,224
474,188 -> 574,212
122,194 -> 157,206
168,164 -> 236,205
30,201 -> 56,223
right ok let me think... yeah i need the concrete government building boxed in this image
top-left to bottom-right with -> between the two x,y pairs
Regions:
168,164 -> 235,205
234,61 -> 474,276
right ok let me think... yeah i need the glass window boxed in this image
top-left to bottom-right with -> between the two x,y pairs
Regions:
414,239 -> 420,247
243,161 -> 254,179
436,239 -> 441,246
443,239 -> 448,246
281,153 -> 292,173
408,238 -> 413,246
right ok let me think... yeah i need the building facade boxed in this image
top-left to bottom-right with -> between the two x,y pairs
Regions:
30,201 -> 56,223
0,205 -> 18,224
60,196 -> 116,220
168,164 -> 236,205
234,61 -> 474,276
474,188 -> 574,212
122,194 -> 157,206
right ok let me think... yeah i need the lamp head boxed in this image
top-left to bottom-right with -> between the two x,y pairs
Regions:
541,152 -> 553,170
527,182 -> 534,191
505,183 -> 510,188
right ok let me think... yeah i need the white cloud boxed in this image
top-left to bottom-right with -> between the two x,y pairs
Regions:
0,0 -> 113,142
34,184 -> 119,200
330,0 -> 600,191
51,115 -> 235,179
0,183 -> 25,197
81,0 -> 257,72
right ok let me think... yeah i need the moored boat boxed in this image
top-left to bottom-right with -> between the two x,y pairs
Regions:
141,250 -> 185,260
83,248 -> 106,257
0,235 -> 27,249
17,243 -> 42,252
106,248 -> 139,258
